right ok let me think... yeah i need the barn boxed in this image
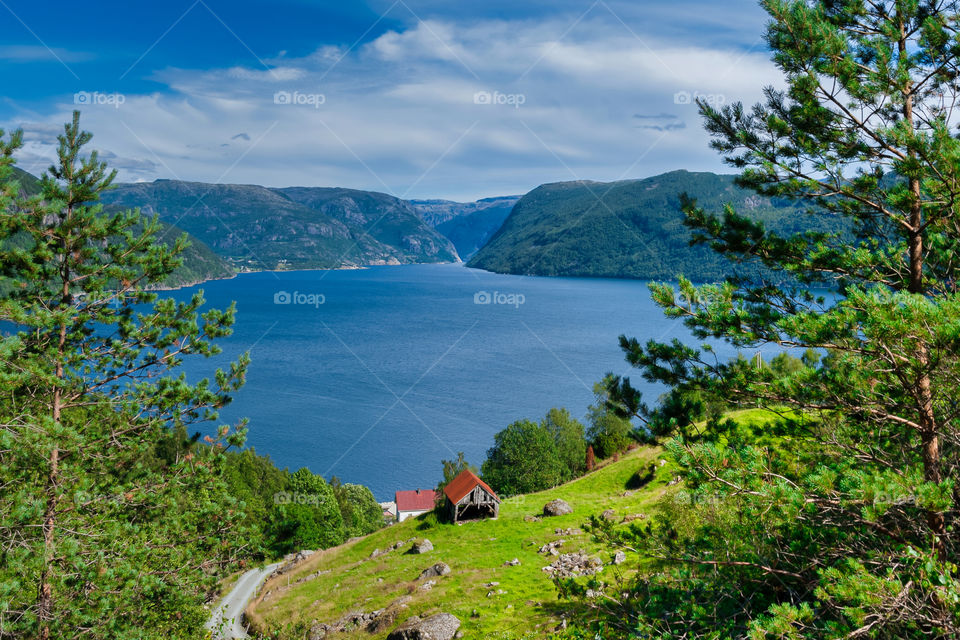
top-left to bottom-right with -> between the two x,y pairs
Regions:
443,470 -> 500,523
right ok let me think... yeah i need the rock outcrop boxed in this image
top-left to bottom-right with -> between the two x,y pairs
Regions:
386,613 -> 461,640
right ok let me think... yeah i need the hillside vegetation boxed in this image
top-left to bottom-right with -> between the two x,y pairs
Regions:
100,181 -> 459,271
469,170 -> 842,281
247,442 -> 680,638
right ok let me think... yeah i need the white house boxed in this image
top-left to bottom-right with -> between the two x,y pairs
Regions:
394,489 -> 436,522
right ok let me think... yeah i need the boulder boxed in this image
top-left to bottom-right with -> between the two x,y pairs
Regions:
613,550 -> 626,565
418,562 -> 451,580
407,539 -> 434,554
601,509 -> 616,521
503,558 -> 521,566
543,499 -> 573,517
386,613 -> 461,640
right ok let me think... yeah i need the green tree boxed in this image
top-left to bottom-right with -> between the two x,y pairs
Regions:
481,419 -> 565,495
332,481 -> 384,538
436,451 -> 477,500
586,381 -> 634,458
542,407 -> 588,481
272,468 -> 344,552
592,2 -> 960,637
0,112 -> 249,638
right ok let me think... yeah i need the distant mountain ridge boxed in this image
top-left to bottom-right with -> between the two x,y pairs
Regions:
99,180 -> 460,271
411,196 -> 520,259
468,170 -> 840,281
3,169 -> 234,289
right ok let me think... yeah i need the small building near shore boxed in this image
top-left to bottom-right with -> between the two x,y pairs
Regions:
395,489 -> 437,522
443,470 -> 500,523
379,501 -> 397,523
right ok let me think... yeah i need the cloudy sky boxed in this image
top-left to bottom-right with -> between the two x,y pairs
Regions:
1,0 -> 783,200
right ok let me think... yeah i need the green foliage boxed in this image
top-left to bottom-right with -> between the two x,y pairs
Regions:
582,2 -> 960,638
586,381 -> 635,458
332,481 -> 384,538
0,112 -> 249,638
0,168 -> 233,293
543,408 -> 588,481
481,419 -> 566,496
271,469 -> 345,552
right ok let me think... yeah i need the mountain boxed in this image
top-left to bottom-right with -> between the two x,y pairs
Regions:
11,167 -> 41,197
468,170 -> 840,281
99,180 -> 459,271
411,196 -> 519,260
3,168 -> 234,289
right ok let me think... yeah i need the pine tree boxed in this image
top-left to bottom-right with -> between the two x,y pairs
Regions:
594,1 -> 960,637
0,112 -> 250,638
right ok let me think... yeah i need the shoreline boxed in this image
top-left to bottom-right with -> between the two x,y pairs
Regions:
152,260 -> 467,291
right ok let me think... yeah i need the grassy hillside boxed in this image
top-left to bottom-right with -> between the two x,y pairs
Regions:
468,170 -> 842,281
100,180 -> 459,271
247,445 -> 675,639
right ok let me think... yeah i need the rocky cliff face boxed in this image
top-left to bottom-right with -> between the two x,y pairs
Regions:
410,196 -> 519,260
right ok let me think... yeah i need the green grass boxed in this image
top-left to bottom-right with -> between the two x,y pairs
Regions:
249,445 -> 674,638
249,408 -> 789,638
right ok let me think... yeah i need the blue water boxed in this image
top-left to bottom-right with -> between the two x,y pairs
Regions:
170,264 -> 736,500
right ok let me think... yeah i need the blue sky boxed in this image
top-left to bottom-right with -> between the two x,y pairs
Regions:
1,0 -> 782,200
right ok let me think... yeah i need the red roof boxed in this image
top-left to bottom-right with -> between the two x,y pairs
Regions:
443,469 -> 499,504
395,489 -> 437,512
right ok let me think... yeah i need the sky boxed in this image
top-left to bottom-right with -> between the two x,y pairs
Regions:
1,0 -> 784,201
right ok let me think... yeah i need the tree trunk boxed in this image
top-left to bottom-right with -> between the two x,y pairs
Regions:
900,21 -> 947,559
38,217 -> 72,639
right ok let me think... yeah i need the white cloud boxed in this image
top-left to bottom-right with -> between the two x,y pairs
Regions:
6,16 -> 783,200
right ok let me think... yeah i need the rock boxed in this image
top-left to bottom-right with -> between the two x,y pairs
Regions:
542,552 -> 605,578
418,562 -> 451,580
419,579 -> 436,591
523,514 -> 542,523
613,551 -> 626,565
276,549 -> 315,575
483,581 -> 499,587
538,540 -> 565,555
543,499 -> 573,517
555,527 -> 582,536
503,558 -> 521,566
407,539 -> 434,554
386,613 -> 461,640
621,513 -> 646,523
601,509 -> 616,521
